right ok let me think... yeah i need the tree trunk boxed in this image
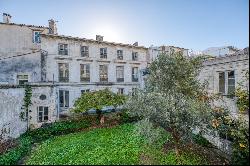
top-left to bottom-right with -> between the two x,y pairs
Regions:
96,109 -> 105,124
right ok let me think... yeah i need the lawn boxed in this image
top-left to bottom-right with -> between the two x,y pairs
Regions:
25,124 -> 143,165
24,123 -> 214,165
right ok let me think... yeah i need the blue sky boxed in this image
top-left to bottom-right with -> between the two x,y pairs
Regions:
0,0 -> 249,51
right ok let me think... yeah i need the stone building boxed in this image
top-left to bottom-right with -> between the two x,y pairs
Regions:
198,48 -> 249,115
148,45 -> 189,63
0,13 -> 148,131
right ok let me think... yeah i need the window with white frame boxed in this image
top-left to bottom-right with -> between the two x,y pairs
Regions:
59,90 -> 69,108
17,74 -> 28,85
132,52 -> 138,61
58,43 -> 68,55
218,71 -> 235,96
81,89 -> 90,94
80,64 -> 90,82
37,106 -> 48,122
117,50 -> 123,60
116,66 -> 124,82
132,67 -> 139,82
58,63 -> 69,82
33,31 -> 41,43
100,48 -> 107,58
99,65 -> 108,82
81,46 -> 89,57
117,88 -> 124,95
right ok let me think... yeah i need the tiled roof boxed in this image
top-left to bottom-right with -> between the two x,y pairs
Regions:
0,22 -> 49,29
41,34 -> 148,50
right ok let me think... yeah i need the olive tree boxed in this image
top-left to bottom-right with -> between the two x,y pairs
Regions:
125,52 -> 213,155
73,88 -> 126,123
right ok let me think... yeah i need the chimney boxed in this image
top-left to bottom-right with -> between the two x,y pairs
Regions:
96,35 -> 103,41
3,13 -> 11,23
48,19 -> 58,35
133,42 -> 138,46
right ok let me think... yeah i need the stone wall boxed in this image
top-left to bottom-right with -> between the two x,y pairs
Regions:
0,88 -> 27,141
0,85 -> 58,141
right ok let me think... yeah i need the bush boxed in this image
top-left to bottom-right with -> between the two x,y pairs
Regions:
118,110 -> 141,124
24,118 -> 92,142
0,136 -> 32,165
192,133 -> 213,148
0,117 -> 92,165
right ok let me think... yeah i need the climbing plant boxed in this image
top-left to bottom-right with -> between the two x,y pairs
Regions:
20,85 -> 32,121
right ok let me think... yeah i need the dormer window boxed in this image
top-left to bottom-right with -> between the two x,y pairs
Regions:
58,44 -> 68,55
117,50 -> 123,60
33,31 -> 41,43
100,48 -> 107,58
81,46 -> 89,57
132,52 -> 138,61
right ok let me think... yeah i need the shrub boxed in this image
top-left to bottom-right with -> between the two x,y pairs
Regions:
118,110 -> 141,124
0,136 -> 32,165
0,117 -> 92,165
192,133 -> 213,148
24,118 -> 92,142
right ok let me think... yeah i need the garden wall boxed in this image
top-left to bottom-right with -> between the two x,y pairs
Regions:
0,88 -> 27,141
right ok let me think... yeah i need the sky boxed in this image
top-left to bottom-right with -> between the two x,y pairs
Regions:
0,0 -> 249,51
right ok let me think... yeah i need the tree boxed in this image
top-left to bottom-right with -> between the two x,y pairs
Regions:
73,88 -> 126,123
125,52 -> 213,156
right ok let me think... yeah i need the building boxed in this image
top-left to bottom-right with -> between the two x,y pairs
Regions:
148,45 -> 188,63
202,46 -> 239,57
0,13 -> 148,131
0,13 -> 248,140
198,48 -> 249,116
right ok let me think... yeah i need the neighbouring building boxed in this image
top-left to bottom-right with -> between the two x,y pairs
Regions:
148,45 -> 189,63
198,47 -> 249,116
202,46 -> 240,57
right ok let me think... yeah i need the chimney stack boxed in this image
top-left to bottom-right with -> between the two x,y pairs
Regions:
48,19 -> 58,35
96,35 -> 103,41
133,42 -> 138,46
3,13 -> 11,23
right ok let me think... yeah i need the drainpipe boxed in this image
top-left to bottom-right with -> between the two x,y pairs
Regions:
57,87 -> 60,121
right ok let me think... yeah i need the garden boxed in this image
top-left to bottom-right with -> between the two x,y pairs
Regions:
0,52 -> 249,165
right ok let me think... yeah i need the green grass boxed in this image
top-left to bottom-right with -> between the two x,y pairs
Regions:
25,124 -> 143,165
25,124 -> 209,165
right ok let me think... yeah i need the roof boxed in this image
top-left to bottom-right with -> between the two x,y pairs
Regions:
0,22 -> 49,29
40,34 -> 148,50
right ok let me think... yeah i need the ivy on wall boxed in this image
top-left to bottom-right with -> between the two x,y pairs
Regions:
20,85 -> 32,121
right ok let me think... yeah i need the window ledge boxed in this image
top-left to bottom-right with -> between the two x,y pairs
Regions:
55,55 -> 72,60
76,57 -> 93,62
97,59 -> 111,63
114,59 -> 127,64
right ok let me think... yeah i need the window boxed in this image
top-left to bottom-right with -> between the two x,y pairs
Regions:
100,48 -> 107,58
80,64 -> 90,82
117,50 -> 123,60
116,66 -> 124,82
59,90 -> 69,108
58,43 -> 68,55
81,46 -> 89,57
228,71 -> 235,96
117,88 -> 124,95
81,89 -> 90,94
58,63 -> 69,82
99,65 -> 108,82
218,71 -> 235,96
33,31 -> 41,43
17,74 -> 28,85
38,106 -> 48,122
132,67 -> 139,82
132,52 -> 138,61
219,72 -> 225,94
